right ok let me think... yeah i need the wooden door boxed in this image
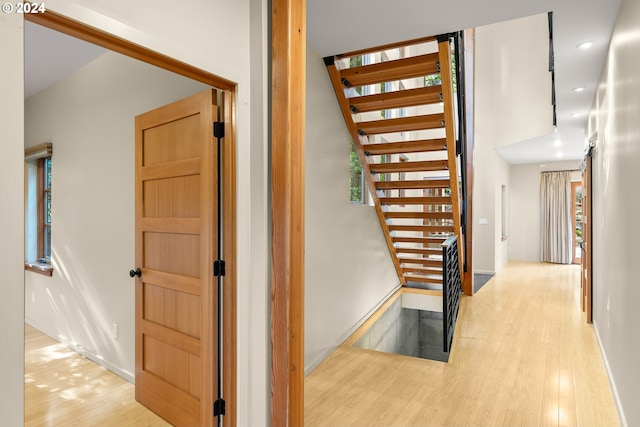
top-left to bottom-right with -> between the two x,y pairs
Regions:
134,89 -> 218,427
581,157 -> 592,322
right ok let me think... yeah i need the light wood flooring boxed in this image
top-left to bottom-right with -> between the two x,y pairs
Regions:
25,325 -> 170,427
305,262 -> 620,427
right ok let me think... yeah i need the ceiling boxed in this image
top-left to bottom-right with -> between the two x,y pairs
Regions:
25,0 -> 622,164
24,21 -> 107,99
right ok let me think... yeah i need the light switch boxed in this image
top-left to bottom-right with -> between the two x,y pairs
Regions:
479,218 -> 488,225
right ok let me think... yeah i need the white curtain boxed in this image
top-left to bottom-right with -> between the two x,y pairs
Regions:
540,171 -> 572,264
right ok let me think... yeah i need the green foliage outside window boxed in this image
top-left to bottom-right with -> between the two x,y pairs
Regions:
349,141 -> 363,202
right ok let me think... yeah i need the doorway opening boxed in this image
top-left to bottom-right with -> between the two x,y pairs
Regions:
24,10 -> 237,427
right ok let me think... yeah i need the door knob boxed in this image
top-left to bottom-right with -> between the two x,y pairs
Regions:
129,267 -> 142,278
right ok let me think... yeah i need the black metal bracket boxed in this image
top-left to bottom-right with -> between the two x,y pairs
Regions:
323,55 -> 335,66
436,33 -> 454,44
341,77 -> 352,87
213,260 -> 226,277
213,122 -> 225,139
213,398 -> 226,416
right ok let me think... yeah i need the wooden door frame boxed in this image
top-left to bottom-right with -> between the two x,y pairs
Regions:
582,156 -> 593,323
25,10 -> 238,427
571,181 -> 582,265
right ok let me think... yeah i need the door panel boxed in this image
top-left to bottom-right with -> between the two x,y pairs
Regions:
134,89 -> 217,427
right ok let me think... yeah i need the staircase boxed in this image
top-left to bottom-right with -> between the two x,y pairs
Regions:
324,35 -> 463,290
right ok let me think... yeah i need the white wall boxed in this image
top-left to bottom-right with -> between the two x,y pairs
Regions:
473,13 -> 554,274
0,13 -> 25,427
473,13 -> 553,148
1,0 -> 270,425
24,51 -> 209,379
248,0 -> 270,420
304,49 -> 400,374
509,161 -> 581,262
588,0 -> 640,424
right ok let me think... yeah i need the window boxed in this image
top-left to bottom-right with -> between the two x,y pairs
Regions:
25,142 -> 53,276
349,140 -> 365,203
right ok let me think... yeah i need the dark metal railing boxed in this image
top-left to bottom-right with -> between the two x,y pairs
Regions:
442,235 -> 462,352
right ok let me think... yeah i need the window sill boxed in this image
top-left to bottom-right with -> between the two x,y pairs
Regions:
24,262 -> 53,277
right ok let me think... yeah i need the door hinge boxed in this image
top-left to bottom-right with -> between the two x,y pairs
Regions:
213,398 -> 226,416
213,260 -> 226,277
213,122 -> 225,139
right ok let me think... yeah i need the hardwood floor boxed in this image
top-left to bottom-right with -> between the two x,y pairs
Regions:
25,325 -> 170,427
305,262 -> 620,427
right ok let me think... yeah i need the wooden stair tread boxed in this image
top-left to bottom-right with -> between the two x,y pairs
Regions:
376,179 -> 450,190
388,224 -> 454,232
337,36 -> 437,58
363,139 -> 447,156
384,211 -> 453,220
339,53 -> 440,87
357,113 -> 445,135
398,257 -> 442,268
404,275 -> 444,284
395,247 -> 443,255
370,160 -> 449,174
403,266 -> 443,274
393,236 -> 447,244
380,196 -> 451,205
350,86 -> 442,113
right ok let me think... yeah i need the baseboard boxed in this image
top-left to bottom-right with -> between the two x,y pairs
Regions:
25,319 -> 135,384
594,321 -> 628,427
304,283 -> 402,376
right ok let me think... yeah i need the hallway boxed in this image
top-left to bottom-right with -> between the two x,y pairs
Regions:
305,262 -> 619,426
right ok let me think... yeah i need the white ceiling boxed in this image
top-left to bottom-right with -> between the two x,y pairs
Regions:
24,21 -> 107,99
25,0 -> 621,164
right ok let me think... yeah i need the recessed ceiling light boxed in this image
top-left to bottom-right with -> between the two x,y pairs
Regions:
573,87 -> 585,92
577,41 -> 594,50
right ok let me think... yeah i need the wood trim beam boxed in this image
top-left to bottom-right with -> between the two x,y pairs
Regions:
222,90 -> 238,427
271,0 -> 305,425
462,29 -> 475,296
24,10 -> 234,91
